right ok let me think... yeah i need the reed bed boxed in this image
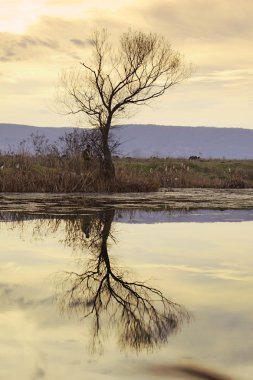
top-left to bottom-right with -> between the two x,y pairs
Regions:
0,154 -> 252,193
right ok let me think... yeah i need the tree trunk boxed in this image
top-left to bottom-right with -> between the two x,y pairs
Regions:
100,124 -> 115,182
103,161 -> 115,181
100,209 -> 115,272
101,144 -> 115,181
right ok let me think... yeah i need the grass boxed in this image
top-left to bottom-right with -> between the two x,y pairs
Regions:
115,157 -> 253,189
0,154 -> 252,192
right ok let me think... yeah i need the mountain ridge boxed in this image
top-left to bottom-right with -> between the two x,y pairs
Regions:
0,123 -> 252,159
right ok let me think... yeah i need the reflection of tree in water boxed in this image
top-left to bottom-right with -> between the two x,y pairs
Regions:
58,209 -> 190,353
0,209 -> 190,353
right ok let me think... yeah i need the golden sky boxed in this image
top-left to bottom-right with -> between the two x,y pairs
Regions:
1,0 -> 253,128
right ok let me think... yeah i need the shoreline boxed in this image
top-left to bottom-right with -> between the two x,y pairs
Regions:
0,188 -> 253,214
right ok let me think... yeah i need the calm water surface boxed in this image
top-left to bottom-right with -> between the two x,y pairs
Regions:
0,209 -> 253,380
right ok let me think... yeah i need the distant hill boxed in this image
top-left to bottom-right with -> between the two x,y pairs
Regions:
0,124 -> 73,151
111,124 -> 253,159
0,123 -> 253,159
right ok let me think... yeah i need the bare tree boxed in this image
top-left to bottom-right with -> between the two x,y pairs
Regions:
58,29 -> 192,181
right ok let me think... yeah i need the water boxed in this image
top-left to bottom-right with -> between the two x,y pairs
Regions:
0,207 -> 253,380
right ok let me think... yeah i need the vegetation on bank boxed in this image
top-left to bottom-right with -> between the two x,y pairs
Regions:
0,153 -> 252,193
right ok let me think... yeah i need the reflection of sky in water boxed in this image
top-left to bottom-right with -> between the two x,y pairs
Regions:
0,214 -> 253,380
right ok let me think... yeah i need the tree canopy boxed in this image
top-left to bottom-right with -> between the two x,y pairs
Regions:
59,29 -> 192,180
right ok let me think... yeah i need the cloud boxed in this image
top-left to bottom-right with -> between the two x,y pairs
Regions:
131,0 -> 253,42
0,15 -> 129,63
191,69 -> 253,87
0,32 -> 60,62
2,0 -> 251,67
46,0 -> 84,3
0,282 -> 54,309
121,0 -> 253,72
70,38 -> 87,47
31,367 -> 46,380
0,1 -> 253,128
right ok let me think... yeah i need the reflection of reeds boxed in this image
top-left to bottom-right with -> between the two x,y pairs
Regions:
0,154 -> 251,192
147,363 -> 234,380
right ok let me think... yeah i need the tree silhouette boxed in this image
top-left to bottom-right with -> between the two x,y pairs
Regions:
57,209 -> 190,353
0,209 -> 190,353
59,29 -> 192,181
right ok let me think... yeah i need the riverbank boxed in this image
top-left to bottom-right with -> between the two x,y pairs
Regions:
0,189 -> 253,214
0,156 -> 252,192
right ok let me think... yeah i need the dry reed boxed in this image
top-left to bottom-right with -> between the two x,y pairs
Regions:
0,154 -> 252,193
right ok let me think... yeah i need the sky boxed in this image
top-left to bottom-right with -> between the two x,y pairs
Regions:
0,0 -> 253,129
